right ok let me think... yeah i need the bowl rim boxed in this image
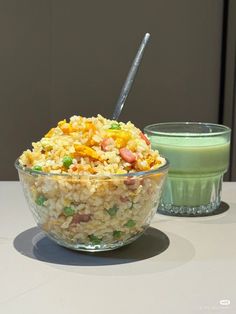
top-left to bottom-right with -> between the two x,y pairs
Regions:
15,158 -> 169,179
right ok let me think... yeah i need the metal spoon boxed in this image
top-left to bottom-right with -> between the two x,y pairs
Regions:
112,33 -> 151,120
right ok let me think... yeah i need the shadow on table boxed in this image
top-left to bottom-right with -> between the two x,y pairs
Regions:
13,227 -> 170,266
206,201 -> 230,216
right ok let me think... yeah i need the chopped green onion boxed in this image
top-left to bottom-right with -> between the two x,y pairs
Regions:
113,230 -> 123,239
109,123 -> 121,130
36,195 -> 47,206
62,156 -> 73,168
130,201 -> 134,210
107,205 -> 119,217
89,234 -> 102,245
32,165 -> 42,172
63,206 -> 75,216
124,219 -> 136,228
42,143 -> 53,151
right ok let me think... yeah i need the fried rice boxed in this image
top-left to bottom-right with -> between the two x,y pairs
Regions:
17,115 -> 167,250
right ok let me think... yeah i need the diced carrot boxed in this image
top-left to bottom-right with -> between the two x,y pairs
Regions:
57,119 -> 74,134
85,121 -> 96,132
74,144 -> 100,160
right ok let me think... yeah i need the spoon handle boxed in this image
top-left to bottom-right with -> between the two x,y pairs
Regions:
112,33 -> 150,121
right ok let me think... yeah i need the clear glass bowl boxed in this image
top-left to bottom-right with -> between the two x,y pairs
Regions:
15,160 -> 169,252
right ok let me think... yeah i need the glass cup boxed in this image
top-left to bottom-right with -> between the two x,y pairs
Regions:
144,122 -> 231,216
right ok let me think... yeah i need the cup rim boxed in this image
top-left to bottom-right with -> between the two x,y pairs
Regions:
144,122 -> 231,137
15,158 -> 169,179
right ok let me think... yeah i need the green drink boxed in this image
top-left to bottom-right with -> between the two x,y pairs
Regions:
144,123 -> 231,216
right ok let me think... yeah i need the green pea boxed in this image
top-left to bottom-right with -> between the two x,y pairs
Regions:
107,205 -> 119,217
63,156 -> 73,168
32,165 -> 42,172
89,234 -> 102,245
113,230 -> 123,239
109,123 -> 121,130
63,206 -> 75,216
124,219 -> 136,228
36,195 -> 47,206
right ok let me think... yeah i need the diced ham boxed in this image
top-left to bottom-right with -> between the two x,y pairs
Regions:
101,138 -> 114,151
71,214 -> 91,224
120,195 -> 129,202
140,132 -> 150,145
124,177 -> 136,185
119,148 -> 136,163
124,177 -> 142,190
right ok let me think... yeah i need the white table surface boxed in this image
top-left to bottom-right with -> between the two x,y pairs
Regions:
0,182 -> 235,314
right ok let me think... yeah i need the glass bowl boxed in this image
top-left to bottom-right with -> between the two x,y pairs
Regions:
15,159 -> 169,252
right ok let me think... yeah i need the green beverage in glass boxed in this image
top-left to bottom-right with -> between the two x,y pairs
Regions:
144,122 -> 231,216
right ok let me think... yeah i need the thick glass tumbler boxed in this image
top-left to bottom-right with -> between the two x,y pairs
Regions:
144,123 -> 231,216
